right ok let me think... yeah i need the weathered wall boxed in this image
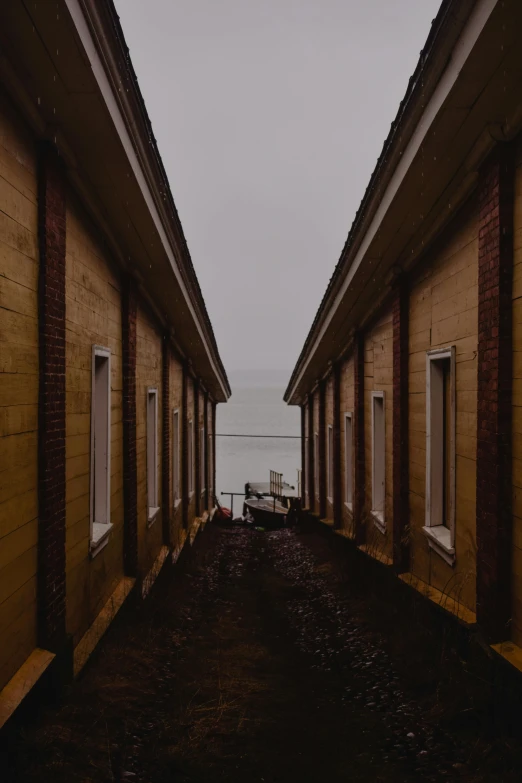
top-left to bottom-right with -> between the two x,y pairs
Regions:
186,376 -> 196,525
408,201 -> 478,611
512,140 -> 522,644
198,386 -> 206,511
339,355 -> 355,536
136,303 -> 163,578
65,193 -> 124,647
206,396 -> 213,505
363,308 -> 394,560
313,389 -> 320,513
0,92 -> 39,690
324,374 -> 334,520
303,401 -> 309,508
169,349 -> 183,546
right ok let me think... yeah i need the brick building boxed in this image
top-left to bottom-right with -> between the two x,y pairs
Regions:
0,0 -> 229,726
286,0 -> 522,669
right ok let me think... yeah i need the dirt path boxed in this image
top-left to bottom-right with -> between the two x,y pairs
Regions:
3,525 -> 519,782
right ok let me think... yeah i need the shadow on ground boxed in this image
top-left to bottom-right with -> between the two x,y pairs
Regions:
2,523 -> 522,782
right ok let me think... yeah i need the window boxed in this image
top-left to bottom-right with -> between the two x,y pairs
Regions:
147,388 -> 159,523
371,391 -> 385,531
90,346 -> 111,554
188,419 -> 194,495
172,409 -> 180,505
424,347 -> 456,565
344,413 -> 353,509
314,432 -> 319,499
327,425 -> 334,502
200,427 -> 206,493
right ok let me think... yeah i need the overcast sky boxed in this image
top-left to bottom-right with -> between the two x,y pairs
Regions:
113,0 -> 441,378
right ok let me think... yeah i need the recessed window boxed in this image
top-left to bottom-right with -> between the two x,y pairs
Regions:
147,388 -> 159,524
424,347 -> 456,565
188,419 -> 194,495
371,391 -> 385,531
90,346 -> 111,554
172,409 -> 180,505
344,412 -> 353,509
314,431 -> 319,499
327,425 -> 334,502
200,427 -> 206,494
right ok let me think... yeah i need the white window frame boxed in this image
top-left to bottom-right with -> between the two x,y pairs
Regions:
90,345 -> 112,556
371,391 -> 386,533
344,412 -> 353,510
172,408 -> 180,507
200,426 -> 206,495
147,388 -> 160,525
188,419 -> 194,496
424,346 -> 456,565
327,425 -> 334,503
314,431 -> 319,500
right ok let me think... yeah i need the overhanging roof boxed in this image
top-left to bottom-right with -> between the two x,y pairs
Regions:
0,0 -> 230,402
285,0 -> 522,405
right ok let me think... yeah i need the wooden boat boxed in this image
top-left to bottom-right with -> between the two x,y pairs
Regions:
243,496 -> 288,528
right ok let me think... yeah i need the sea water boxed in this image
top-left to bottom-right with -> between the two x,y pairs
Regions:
216,379 -> 300,515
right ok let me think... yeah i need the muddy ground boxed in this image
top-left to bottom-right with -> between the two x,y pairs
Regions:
3,522 -> 522,782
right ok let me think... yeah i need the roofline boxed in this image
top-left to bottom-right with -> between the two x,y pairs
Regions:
284,0 -> 488,404
72,0 -> 231,400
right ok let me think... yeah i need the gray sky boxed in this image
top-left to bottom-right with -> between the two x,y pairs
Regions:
114,0 -> 441,376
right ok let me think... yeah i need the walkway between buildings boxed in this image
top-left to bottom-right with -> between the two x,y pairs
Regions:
3,524 -> 520,782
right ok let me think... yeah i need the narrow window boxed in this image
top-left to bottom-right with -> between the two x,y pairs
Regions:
425,347 -> 456,564
314,431 -> 319,499
172,409 -> 180,504
147,389 -> 159,522
327,425 -> 334,502
200,427 -> 205,493
188,419 -> 194,495
344,412 -> 353,509
371,391 -> 385,528
90,346 -> 111,551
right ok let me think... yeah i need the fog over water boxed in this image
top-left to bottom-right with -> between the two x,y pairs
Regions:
216,371 -> 300,507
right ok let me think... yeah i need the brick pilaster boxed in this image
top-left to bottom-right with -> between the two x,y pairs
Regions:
353,333 -> 366,544
181,363 -> 189,529
308,394 -> 314,510
122,275 -> 138,577
476,145 -> 514,642
333,363 -> 342,528
301,404 -> 306,504
392,279 -> 410,572
37,143 -> 67,652
319,380 -> 327,519
194,380 -> 200,517
162,336 -> 171,546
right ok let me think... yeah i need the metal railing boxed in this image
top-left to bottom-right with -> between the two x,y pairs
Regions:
269,470 -> 283,498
